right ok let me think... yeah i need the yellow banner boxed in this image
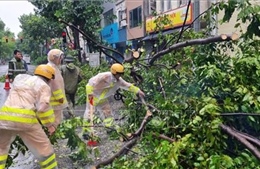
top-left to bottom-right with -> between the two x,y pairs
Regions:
146,4 -> 193,33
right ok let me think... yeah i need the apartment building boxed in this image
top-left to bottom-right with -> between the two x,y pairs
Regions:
100,1 -> 127,62
99,0 -> 245,60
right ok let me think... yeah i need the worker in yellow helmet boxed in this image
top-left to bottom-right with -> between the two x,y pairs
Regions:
83,63 -> 145,138
47,49 -> 68,128
0,65 -> 58,169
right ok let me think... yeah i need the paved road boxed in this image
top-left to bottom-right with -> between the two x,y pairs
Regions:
0,64 -> 35,76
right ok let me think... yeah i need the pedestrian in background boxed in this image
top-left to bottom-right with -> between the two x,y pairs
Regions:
8,49 -> 27,82
47,49 -> 68,128
0,65 -> 58,169
61,55 -> 83,117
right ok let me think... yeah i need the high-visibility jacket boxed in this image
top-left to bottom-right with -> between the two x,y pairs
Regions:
0,74 -> 55,130
47,62 -> 68,110
86,72 -> 140,106
8,58 -> 27,80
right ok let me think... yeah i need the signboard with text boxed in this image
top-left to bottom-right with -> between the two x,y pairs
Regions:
146,4 -> 193,33
101,23 -> 119,44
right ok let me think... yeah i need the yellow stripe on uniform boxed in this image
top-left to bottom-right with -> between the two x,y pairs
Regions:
40,117 -> 55,125
0,155 -> 7,161
38,109 -> 54,118
129,84 -> 139,94
52,89 -> 63,100
42,161 -> 57,169
86,84 -> 94,94
40,154 -> 57,169
0,163 -> 6,169
0,106 -> 35,116
0,115 -> 38,124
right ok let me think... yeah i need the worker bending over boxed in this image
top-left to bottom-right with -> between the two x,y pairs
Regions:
83,63 -> 145,137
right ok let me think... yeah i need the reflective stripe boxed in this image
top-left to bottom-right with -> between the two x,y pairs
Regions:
38,109 -> 54,118
99,88 -> 109,100
40,117 -> 55,125
50,98 -> 67,106
0,155 -> 7,161
86,84 -> 94,94
129,84 -> 139,94
52,89 -> 63,100
0,163 -> 5,169
0,106 -> 35,116
42,161 -> 57,169
40,154 -> 57,169
0,115 -> 38,123
50,101 -> 62,106
0,155 -> 7,169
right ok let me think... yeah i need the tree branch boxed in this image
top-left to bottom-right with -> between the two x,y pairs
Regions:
149,33 -> 239,65
59,19 -> 124,63
152,133 -> 175,143
220,113 -> 260,116
220,124 -> 260,160
93,110 -> 153,168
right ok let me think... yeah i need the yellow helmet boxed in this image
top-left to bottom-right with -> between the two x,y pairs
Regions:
47,49 -> 64,62
34,64 -> 55,80
110,63 -> 124,74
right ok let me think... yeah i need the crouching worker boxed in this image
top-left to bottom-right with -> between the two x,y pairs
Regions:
83,63 -> 145,138
0,65 -> 58,169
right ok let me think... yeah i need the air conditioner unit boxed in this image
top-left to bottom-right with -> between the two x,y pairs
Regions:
120,20 -> 127,27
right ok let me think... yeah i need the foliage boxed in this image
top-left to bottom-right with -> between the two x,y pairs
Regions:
213,0 -> 260,39
5,1 -> 260,169
0,18 -> 16,60
18,13 -> 64,63
30,0 -> 106,61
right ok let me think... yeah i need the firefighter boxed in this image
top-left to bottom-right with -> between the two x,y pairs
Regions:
61,56 -> 82,118
47,49 -> 68,127
0,64 -> 58,169
83,63 -> 145,137
8,49 -> 27,82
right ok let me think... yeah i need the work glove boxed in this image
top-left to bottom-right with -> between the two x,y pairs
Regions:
48,125 -> 56,135
138,90 -> 145,98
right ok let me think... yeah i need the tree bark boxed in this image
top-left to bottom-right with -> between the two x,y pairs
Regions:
149,33 -> 239,65
220,124 -> 260,160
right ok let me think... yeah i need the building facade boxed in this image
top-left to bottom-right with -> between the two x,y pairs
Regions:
99,0 -> 248,61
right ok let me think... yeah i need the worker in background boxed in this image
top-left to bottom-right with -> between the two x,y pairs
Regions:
61,56 -> 83,118
0,65 -> 58,169
83,63 -> 145,138
47,49 -> 68,128
8,49 -> 27,82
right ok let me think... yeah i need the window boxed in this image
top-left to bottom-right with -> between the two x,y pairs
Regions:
179,0 -> 188,6
167,0 -> 172,10
104,9 -> 114,26
148,0 -> 156,15
129,6 -> 142,28
160,0 -> 164,12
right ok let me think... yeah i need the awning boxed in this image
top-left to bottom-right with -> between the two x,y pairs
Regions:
142,27 -> 188,41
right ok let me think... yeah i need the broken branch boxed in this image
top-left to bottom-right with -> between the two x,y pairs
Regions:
149,33 -> 239,65
220,124 -> 260,160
